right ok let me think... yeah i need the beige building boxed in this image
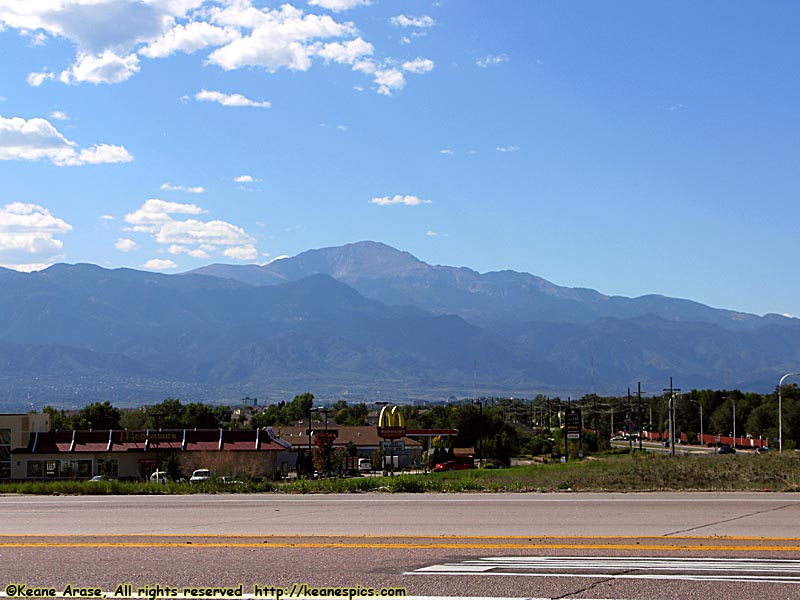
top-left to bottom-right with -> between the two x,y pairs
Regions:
9,425 -> 290,481
0,413 -> 50,479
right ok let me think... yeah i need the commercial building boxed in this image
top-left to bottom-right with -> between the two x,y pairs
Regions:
0,413 -> 51,479
7,424 -> 290,481
275,425 -> 423,469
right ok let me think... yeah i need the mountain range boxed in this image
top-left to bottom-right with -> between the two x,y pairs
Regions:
0,241 -> 797,409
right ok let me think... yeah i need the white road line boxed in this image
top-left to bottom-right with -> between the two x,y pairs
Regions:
408,556 -> 800,584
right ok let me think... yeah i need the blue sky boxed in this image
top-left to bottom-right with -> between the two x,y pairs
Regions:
0,1 -> 798,318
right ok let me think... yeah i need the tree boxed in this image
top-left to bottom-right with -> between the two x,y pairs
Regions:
289,392 -> 315,423
312,431 -> 337,477
182,402 -> 224,429
72,401 -> 121,430
147,398 -> 184,429
120,409 -> 147,430
334,402 -> 369,426
43,406 -> 70,431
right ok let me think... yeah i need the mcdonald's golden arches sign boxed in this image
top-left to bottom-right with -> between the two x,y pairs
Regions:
377,405 -> 406,439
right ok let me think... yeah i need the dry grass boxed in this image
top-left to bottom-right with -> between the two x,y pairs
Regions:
3,451 -> 798,494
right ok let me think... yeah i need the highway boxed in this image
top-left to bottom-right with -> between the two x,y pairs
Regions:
1,493 -> 800,600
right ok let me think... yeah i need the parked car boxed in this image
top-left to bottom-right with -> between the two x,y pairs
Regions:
756,446 -> 771,454
358,458 -> 371,472
434,460 -> 476,472
149,470 -> 167,484
717,445 -> 736,455
189,468 -> 211,483
88,475 -> 106,482
217,476 -> 243,485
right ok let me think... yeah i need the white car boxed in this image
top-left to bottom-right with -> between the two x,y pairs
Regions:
189,469 -> 211,483
358,458 -> 371,472
149,470 -> 167,484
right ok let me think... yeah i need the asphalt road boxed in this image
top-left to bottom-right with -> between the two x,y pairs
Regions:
1,493 -> 800,600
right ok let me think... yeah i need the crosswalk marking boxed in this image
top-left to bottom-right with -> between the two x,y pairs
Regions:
407,556 -> 800,584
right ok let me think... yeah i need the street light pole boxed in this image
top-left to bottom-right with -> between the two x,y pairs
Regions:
150,409 -> 164,480
732,399 -> 736,449
473,400 -> 483,465
375,401 -> 388,475
317,406 -> 331,431
663,378 -> 680,456
779,373 -> 800,453
699,402 -> 703,447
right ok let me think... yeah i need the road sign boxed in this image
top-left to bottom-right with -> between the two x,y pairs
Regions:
382,441 -> 405,451
565,408 -> 581,440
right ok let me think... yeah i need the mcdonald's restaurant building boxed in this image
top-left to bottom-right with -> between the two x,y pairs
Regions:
275,425 -> 422,469
3,414 -> 290,481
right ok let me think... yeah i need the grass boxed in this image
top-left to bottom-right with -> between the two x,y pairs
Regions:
3,452 -> 799,495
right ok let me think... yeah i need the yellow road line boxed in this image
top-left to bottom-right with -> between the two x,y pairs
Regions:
2,533 -> 800,541
3,542 -> 800,551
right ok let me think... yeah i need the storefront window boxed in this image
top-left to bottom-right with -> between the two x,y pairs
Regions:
0,428 -> 10,479
27,461 -> 43,478
97,458 -> 119,477
60,460 -> 92,478
45,460 -> 60,478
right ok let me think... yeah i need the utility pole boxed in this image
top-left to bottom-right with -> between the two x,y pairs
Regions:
637,382 -> 643,452
663,378 -> 680,456
627,388 -> 633,451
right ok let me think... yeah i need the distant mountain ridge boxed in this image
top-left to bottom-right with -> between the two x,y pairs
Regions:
191,241 -> 772,330
0,241 -> 797,409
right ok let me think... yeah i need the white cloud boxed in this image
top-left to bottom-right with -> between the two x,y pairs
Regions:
59,51 -> 141,85
140,21 -> 238,59
27,71 -> 54,87
223,245 -> 258,260
374,68 -> 405,96
309,0 -> 371,12
0,202 -> 72,271
390,15 -> 435,28
65,144 -> 133,165
0,1 -> 193,53
125,199 -> 206,233
160,182 -> 205,194
234,175 -> 254,183
370,195 -> 431,206
142,258 -> 177,271
165,244 -> 211,259
314,38 -> 373,65
206,4 -> 357,73
115,238 -> 137,252
155,219 -> 254,246
0,115 -> 133,166
2,1 -> 427,95
426,230 -> 447,237
402,57 -> 434,74
195,89 -> 271,108
124,198 -> 257,261
49,110 -> 69,121
496,145 -> 520,153
439,149 -> 454,155
99,214 -> 115,221
476,54 -> 509,68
